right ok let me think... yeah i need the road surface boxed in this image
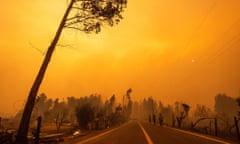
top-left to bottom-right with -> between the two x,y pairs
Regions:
76,120 -> 232,144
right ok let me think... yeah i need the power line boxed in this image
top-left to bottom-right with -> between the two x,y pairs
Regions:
181,0 -> 218,59
172,1 -> 219,85
205,34 -> 240,64
176,17 -> 240,83
198,18 -> 240,64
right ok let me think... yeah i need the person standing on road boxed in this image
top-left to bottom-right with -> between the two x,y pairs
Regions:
159,113 -> 163,126
149,115 -> 152,123
153,114 -> 156,125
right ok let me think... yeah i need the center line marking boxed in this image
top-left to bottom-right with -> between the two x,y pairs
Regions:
138,121 -> 154,144
77,122 -> 129,144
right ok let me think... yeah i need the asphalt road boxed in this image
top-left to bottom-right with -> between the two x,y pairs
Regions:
76,120 -> 232,144
141,122 -> 230,144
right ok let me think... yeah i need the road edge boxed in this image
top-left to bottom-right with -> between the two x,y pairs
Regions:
166,126 -> 231,144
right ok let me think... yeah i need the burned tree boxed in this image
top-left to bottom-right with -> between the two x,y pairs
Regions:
50,99 -> 68,131
175,102 -> 190,128
16,0 -> 127,143
76,103 -> 95,130
125,88 -> 133,119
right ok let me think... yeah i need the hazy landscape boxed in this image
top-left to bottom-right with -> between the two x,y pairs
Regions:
1,0 -> 240,143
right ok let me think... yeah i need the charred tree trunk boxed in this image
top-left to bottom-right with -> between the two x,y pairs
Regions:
15,1 -> 75,143
234,116 -> 240,140
214,118 -> 218,136
34,116 -> 42,144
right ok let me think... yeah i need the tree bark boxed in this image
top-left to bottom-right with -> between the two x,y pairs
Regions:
34,116 -> 42,144
15,0 -> 75,143
234,116 -> 240,140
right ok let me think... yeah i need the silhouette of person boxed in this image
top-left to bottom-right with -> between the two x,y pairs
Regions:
153,114 -> 156,125
159,113 -> 163,126
149,115 -> 151,123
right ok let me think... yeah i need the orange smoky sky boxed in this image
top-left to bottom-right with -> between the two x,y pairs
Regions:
0,0 -> 240,116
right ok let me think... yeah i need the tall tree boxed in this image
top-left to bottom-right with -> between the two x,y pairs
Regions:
16,0 -> 127,143
76,103 -> 95,130
125,88 -> 132,118
194,104 -> 212,119
142,97 -> 157,118
214,93 -> 238,126
32,93 -> 53,120
106,94 -> 116,114
50,99 -> 68,131
174,102 -> 190,128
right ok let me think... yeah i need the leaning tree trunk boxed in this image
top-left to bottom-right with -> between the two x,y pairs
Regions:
15,1 -> 75,143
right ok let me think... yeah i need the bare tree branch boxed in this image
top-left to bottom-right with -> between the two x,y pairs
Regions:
65,26 -> 84,31
29,42 -> 45,55
64,0 -> 127,33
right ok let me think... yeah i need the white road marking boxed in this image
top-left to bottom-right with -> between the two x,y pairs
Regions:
138,121 -> 154,144
76,122 -> 129,144
167,127 -> 230,144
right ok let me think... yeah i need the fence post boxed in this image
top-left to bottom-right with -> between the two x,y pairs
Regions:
214,118 -> 218,136
35,116 -> 42,144
0,117 -> 2,128
209,119 -> 212,135
234,116 -> 240,140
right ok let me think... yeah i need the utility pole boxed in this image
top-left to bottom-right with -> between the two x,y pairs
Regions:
15,0 -> 127,143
